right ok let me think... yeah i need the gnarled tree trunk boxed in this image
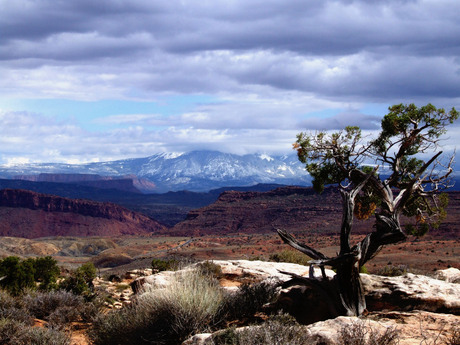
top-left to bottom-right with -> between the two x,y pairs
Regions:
277,175 -> 408,318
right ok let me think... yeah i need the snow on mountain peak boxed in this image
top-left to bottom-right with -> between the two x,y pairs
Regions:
259,154 -> 274,162
161,152 -> 184,159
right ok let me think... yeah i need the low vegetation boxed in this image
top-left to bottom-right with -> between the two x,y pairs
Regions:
0,318 -> 70,345
0,255 -> 457,344
0,256 -> 101,344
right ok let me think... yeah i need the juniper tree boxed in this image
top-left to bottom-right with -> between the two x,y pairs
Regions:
277,103 -> 458,316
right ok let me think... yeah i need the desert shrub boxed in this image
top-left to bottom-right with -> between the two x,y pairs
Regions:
447,326 -> 460,345
212,314 -> 307,345
269,249 -> 311,266
0,317 -> 70,345
196,261 -> 223,279
22,290 -> 83,324
377,265 -> 408,277
0,318 -> 26,344
13,326 -> 70,345
90,269 -> 225,345
22,289 -> 102,329
221,281 -> 278,322
0,290 -> 33,324
338,321 -> 400,345
115,283 -> 130,292
23,290 -> 82,320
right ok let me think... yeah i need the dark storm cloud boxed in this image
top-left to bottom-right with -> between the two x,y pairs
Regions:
298,111 -> 381,130
2,0 -> 456,103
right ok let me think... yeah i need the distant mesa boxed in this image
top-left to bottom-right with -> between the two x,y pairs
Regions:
0,188 -> 167,238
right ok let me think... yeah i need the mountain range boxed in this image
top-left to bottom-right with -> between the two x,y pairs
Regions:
0,151 -> 311,193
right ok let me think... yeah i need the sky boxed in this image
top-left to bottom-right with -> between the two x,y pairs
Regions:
1,0 -> 459,165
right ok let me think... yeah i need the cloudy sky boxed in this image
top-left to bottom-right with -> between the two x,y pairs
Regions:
1,0 -> 459,165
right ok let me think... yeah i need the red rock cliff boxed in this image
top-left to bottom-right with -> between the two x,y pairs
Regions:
0,189 -> 167,238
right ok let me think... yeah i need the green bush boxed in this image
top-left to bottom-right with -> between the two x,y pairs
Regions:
151,258 -> 179,272
269,249 -> 311,266
0,256 -> 60,295
0,256 -> 35,296
31,256 -> 60,291
89,269 -> 225,345
59,262 -> 96,296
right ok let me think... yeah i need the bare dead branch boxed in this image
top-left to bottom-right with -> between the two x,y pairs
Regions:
276,228 -> 328,261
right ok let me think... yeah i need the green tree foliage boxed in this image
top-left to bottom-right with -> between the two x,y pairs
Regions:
30,256 -> 60,291
0,256 -> 61,295
0,256 -> 35,296
294,103 -> 458,233
59,262 -> 97,296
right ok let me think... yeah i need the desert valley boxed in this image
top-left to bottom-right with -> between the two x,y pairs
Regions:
0,172 -> 458,274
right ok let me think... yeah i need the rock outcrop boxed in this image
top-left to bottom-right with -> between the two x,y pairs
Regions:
133,261 -> 460,316
184,311 -> 460,345
0,189 -> 167,238
361,271 -> 460,314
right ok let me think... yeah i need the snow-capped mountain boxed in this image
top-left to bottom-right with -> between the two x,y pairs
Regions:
0,151 -> 311,193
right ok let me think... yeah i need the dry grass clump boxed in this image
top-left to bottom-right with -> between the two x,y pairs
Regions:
338,321 -> 400,345
211,314 -> 308,345
0,289 -> 33,324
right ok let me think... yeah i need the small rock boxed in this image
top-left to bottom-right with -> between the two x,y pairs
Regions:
182,333 -> 213,345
